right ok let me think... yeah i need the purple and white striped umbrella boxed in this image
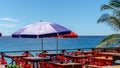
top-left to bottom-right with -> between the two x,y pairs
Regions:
12,21 -> 71,51
12,22 -> 71,38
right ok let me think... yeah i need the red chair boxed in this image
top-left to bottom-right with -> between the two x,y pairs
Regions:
88,57 -> 97,65
16,59 -> 32,68
76,52 -> 82,55
22,51 -> 34,57
0,57 -> 7,65
97,59 -> 105,66
46,63 -> 56,68
17,59 -> 26,68
60,50 -> 67,55
105,60 -> 112,66
56,55 -> 69,62
0,58 -> 7,64
67,52 -> 76,56
39,62 -> 47,68
56,55 -> 62,61
36,53 -> 46,58
24,64 -> 32,68
78,58 -> 88,64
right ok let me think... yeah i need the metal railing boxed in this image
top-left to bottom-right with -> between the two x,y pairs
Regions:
0,47 -> 120,64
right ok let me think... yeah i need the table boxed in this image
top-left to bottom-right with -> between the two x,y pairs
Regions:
5,54 -> 26,64
85,65 -> 120,68
65,55 -> 89,62
65,55 -> 88,59
68,51 -> 93,55
102,65 -> 120,68
92,57 -> 113,66
23,57 -> 50,68
42,53 -> 62,56
81,51 -> 93,54
0,65 -> 5,68
93,57 -> 113,61
42,53 -> 62,59
85,65 -> 103,68
98,52 -> 120,56
49,62 -> 82,68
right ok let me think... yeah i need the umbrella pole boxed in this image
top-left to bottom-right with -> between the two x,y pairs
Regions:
41,38 -> 43,52
56,38 -> 58,54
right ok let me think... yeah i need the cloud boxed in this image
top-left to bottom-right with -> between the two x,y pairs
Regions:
0,23 -> 19,28
0,18 -> 19,22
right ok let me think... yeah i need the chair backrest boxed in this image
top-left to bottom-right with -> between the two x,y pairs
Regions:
60,50 -> 67,55
23,51 -> 34,57
36,53 -> 46,57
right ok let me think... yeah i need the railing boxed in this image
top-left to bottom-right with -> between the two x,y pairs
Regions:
0,48 -> 92,54
0,47 -> 119,54
0,47 -> 120,64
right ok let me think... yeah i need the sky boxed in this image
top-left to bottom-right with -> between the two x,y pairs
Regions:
0,0 -> 118,36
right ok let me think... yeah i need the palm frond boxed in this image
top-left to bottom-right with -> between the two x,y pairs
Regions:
96,37 -> 120,48
97,14 -> 120,31
116,11 -> 120,16
110,2 -> 120,7
109,0 -> 120,7
100,4 -> 114,11
97,14 -> 110,23
108,16 -> 120,31
98,34 -> 120,45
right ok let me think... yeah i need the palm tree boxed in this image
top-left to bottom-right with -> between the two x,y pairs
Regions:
97,0 -> 120,48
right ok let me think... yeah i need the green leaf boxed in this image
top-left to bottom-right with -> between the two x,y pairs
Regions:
100,4 -> 114,11
96,34 -> 120,48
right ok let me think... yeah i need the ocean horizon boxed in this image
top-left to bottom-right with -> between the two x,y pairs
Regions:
0,36 -> 105,52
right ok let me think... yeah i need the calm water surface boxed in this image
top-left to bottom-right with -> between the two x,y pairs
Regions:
0,36 -> 105,51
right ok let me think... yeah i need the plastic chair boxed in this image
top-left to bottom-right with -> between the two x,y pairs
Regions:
36,53 -> 46,58
56,55 -> 69,62
60,50 -> 67,55
88,57 -> 97,65
105,60 -> 112,66
22,51 -> 34,57
25,64 -> 32,68
39,62 -> 47,68
0,58 -> 7,64
1,59 -> 7,64
47,63 -> 56,68
97,59 -> 105,66
67,52 -> 76,56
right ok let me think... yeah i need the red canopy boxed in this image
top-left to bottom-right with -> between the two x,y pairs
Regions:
60,31 -> 78,38
49,31 -> 78,38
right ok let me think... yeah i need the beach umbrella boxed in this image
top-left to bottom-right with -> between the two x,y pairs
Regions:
12,21 -> 72,51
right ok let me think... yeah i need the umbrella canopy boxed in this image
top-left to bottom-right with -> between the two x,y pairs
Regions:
12,22 -> 71,38
12,21 -> 72,51
58,31 -> 78,38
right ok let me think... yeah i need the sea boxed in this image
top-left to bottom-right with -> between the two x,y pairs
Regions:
0,36 -> 105,52
0,36 -> 106,63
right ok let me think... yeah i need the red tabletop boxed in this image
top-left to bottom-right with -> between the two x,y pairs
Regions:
98,52 -> 120,56
5,54 -> 26,64
48,62 -> 82,68
5,54 -> 26,58
23,57 -> 50,68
